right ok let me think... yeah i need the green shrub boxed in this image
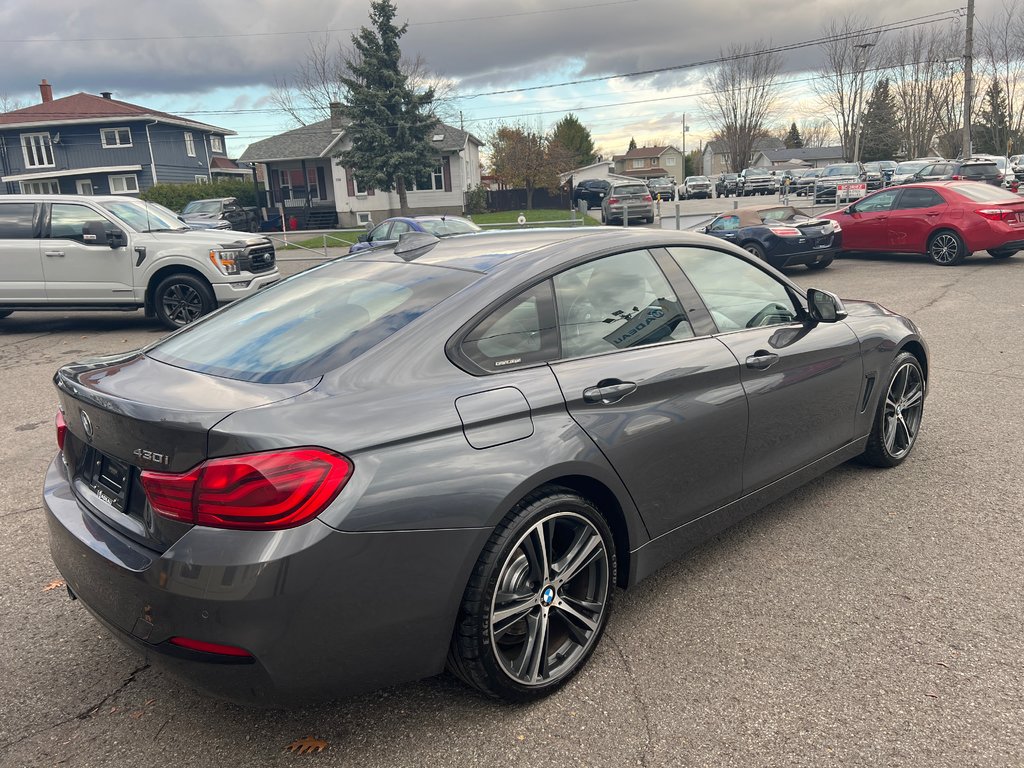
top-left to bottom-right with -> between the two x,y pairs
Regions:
140,180 -> 261,212
464,183 -> 489,214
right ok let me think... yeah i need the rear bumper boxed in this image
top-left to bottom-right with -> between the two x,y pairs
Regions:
768,233 -> 842,269
604,203 -> 654,219
44,455 -> 490,705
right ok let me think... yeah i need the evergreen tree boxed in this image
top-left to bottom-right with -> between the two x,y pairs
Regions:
336,1 -> 438,215
549,114 -> 596,168
859,78 -> 901,162
628,137 -> 637,151
784,122 -> 804,149
976,80 -> 1011,156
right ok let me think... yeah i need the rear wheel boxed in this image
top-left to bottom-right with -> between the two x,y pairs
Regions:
153,273 -> 216,329
987,248 -> 1017,258
861,352 -> 925,468
928,230 -> 967,266
743,242 -> 767,260
448,488 -> 616,702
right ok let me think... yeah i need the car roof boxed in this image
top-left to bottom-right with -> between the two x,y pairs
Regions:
0,194 -> 142,204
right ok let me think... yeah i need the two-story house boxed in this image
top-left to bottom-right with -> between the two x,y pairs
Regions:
240,104 -> 483,229
611,146 -> 684,183
0,79 -> 234,196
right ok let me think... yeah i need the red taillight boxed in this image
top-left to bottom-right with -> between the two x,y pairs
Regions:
643,194 -> 653,202
951,175 -> 963,180
768,226 -> 802,237
977,208 -> 1019,222
141,448 -> 353,530
608,196 -> 619,204
56,410 -> 67,451
168,637 -> 253,658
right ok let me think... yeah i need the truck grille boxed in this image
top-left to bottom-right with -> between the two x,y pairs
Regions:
239,245 -> 276,274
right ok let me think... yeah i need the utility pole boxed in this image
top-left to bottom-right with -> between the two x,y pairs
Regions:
963,0 -> 975,158
681,114 -> 689,179
852,42 -> 876,163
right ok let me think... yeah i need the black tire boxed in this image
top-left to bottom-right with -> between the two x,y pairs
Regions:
927,230 -> 967,266
248,220 -> 259,233
861,351 -> 925,468
743,242 -> 767,260
987,248 -> 1017,258
806,254 -> 834,270
153,273 -> 216,329
0,310 -> 12,319
447,487 -> 616,702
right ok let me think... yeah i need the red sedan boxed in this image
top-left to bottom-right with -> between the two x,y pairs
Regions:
821,181 -> 1024,265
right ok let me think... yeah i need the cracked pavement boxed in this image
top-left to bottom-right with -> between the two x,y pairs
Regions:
1,251 -> 1023,767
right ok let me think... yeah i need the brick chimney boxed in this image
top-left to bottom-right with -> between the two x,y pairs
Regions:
329,102 -> 344,131
39,79 -> 53,103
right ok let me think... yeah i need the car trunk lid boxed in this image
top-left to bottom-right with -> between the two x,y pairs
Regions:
54,352 -> 318,551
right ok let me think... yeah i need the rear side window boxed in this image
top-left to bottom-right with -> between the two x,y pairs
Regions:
0,203 -> 36,238
461,281 -> 558,372
148,261 -> 476,383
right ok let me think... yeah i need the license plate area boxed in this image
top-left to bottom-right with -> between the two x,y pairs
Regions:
76,444 -> 132,513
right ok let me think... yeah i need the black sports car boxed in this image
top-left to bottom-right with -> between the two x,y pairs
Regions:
700,204 -> 841,270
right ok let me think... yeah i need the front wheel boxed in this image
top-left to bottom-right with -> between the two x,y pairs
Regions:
447,488 -> 616,702
861,352 -> 925,468
153,273 -> 216,329
928,230 -> 967,266
987,248 -> 1017,259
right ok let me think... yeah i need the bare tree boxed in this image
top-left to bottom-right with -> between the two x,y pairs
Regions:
0,93 -> 25,113
812,15 -> 880,161
800,118 -> 838,148
978,1 -> 1024,147
270,34 -> 458,126
884,26 -> 959,159
700,43 -> 784,172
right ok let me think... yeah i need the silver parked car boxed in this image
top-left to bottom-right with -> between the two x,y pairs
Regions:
601,181 -> 654,225
46,228 -> 928,705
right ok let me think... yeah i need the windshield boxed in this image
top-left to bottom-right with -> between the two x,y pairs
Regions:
824,164 -> 860,176
895,161 -> 927,174
744,169 -> 769,177
419,218 -> 481,236
182,200 -> 223,215
687,176 -> 710,183
148,260 -> 477,383
101,199 -> 189,232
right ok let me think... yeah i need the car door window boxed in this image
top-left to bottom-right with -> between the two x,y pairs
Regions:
461,281 -> 559,372
553,249 -> 693,358
896,188 -> 944,209
0,203 -> 37,238
709,215 -> 739,232
389,221 -> 412,239
850,189 -> 898,213
49,204 -> 112,244
367,223 -> 391,243
668,247 -> 799,332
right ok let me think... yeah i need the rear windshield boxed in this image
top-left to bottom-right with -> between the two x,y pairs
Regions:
948,182 -> 1022,202
960,163 -> 998,177
613,184 -> 650,195
419,218 -> 481,236
824,164 -> 860,176
147,261 -> 476,383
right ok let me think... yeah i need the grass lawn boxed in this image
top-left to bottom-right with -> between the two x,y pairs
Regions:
268,230 -> 363,250
470,209 -> 600,227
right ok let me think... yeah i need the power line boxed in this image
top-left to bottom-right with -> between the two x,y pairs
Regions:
0,0 -> 640,44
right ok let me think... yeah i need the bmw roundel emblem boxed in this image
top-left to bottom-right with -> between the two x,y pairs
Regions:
541,586 -> 555,606
80,410 -> 93,441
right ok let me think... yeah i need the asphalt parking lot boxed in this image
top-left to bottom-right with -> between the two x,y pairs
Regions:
2,247 -> 1022,767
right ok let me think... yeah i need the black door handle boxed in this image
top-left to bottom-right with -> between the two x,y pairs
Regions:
582,379 -> 637,404
745,351 -> 780,370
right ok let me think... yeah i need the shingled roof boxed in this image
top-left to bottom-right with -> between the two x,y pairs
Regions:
239,119 -> 483,163
0,92 -> 233,134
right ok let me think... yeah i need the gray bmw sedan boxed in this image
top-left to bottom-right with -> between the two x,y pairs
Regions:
45,228 -> 927,705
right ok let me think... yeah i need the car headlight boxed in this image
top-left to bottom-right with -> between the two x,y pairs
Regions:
209,248 -> 244,275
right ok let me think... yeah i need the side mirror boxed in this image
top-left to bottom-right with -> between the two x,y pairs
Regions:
358,233 -> 369,242
107,229 -> 127,249
806,288 -> 848,324
698,225 -> 708,233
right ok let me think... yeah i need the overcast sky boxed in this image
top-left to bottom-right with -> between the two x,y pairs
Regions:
0,0 -> 1005,159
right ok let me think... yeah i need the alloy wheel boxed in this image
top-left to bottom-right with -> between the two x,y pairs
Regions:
929,233 -> 961,265
882,362 -> 924,459
161,284 -> 204,326
489,512 -> 610,687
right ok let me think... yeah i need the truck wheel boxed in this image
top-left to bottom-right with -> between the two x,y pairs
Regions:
248,220 -> 259,233
154,273 -> 216,329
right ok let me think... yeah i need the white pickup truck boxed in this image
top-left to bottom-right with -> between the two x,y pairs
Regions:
0,195 -> 279,329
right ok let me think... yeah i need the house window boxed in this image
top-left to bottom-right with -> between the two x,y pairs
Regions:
356,212 -> 373,226
76,179 -> 94,195
665,156 -> 676,166
651,158 -> 659,166
195,175 -> 209,183
413,164 -> 445,191
109,174 -> 139,194
184,132 -> 196,157
20,179 -> 59,194
101,128 -> 132,148
350,171 -> 365,196
632,159 -> 644,169
210,136 -> 224,153
21,133 -> 54,168
280,168 -> 321,200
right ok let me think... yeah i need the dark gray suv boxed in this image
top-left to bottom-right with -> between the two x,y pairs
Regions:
45,228 -> 928,705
